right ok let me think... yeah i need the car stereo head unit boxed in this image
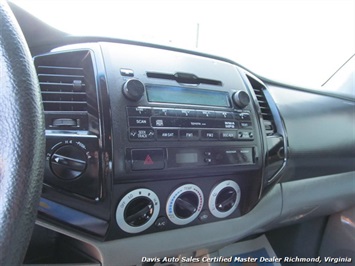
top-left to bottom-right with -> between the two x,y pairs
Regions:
119,77 -> 259,176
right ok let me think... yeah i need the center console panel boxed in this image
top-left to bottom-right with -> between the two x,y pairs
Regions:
35,42 -> 285,240
101,42 -> 265,239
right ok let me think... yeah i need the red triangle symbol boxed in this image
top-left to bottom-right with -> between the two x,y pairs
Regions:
144,154 -> 154,165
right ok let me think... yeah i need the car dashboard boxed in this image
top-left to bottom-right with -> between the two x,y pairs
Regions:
7,3 -> 355,265
36,41 -> 284,234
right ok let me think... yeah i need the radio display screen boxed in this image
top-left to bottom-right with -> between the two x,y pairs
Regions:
146,85 -> 230,107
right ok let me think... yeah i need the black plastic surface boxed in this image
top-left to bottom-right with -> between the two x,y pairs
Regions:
267,85 -> 355,180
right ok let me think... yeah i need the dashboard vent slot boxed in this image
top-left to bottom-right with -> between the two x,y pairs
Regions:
247,75 -> 276,135
38,66 -> 87,112
35,50 -> 98,131
147,71 -> 222,86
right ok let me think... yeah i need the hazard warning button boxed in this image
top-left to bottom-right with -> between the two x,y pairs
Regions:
131,149 -> 165,170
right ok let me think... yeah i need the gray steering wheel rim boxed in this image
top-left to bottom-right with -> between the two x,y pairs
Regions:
0,2 -> 45,265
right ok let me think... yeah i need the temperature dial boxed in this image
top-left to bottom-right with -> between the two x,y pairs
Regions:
116,188 -> 159,233
122,79 -> 145,101
166,184 -> 204,225
209,180 -> 241,218
50,145 -> 87,180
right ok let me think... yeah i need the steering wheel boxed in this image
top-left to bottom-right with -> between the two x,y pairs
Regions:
0,2 -> 45,265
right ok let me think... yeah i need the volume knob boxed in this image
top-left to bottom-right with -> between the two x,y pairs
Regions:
233,90 -> 250,108
122,79 -> 145,101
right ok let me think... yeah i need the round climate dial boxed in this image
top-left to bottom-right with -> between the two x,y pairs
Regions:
166,184 -> 204,225
209,180 -> 241,218
116,188 -> 160,234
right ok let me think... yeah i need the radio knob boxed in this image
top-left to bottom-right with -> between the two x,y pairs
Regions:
50,145 -> 87,180
122,79 -> 145,101
233,90 -> 250,108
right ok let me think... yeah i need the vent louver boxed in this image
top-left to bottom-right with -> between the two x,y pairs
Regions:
35,50 -> 98,131
247,75 -> 276,135
38,66 -> 87,112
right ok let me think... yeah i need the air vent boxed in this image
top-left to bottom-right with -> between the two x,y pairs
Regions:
247,75 -> 276,135
147,71 -> 222,86
38,66 -> 87,112
35,50 -> 98,131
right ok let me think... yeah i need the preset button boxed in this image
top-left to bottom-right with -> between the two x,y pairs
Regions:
127,107 -> 152,116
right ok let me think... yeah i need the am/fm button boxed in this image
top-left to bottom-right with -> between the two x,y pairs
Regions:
157,129 -> 178,140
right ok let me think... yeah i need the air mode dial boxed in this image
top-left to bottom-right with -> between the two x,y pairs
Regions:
116,188 -> 160,233
166,184 -> 204,225
209,180 -> 241,218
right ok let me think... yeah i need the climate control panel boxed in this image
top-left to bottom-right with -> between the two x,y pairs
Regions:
113,177 -> 251,238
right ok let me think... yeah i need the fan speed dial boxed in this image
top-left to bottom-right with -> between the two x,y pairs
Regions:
116,188 -> 159,234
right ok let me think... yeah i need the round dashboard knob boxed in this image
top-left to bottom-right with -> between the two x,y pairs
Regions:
233,90 -> 250,108
216,187 -> 237,212
124,197 -> 155,227
174,192 -> 199,219
116,188 -> 160,234
209,180 -> 241,218
50,145 -> 87,180
122,79 -> 145,101
166,184 -> 204,225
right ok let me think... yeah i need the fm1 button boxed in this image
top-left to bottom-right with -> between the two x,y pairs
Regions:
180,130 -> 199,140
131,149 -> 165,170
155,217 -> 168,229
